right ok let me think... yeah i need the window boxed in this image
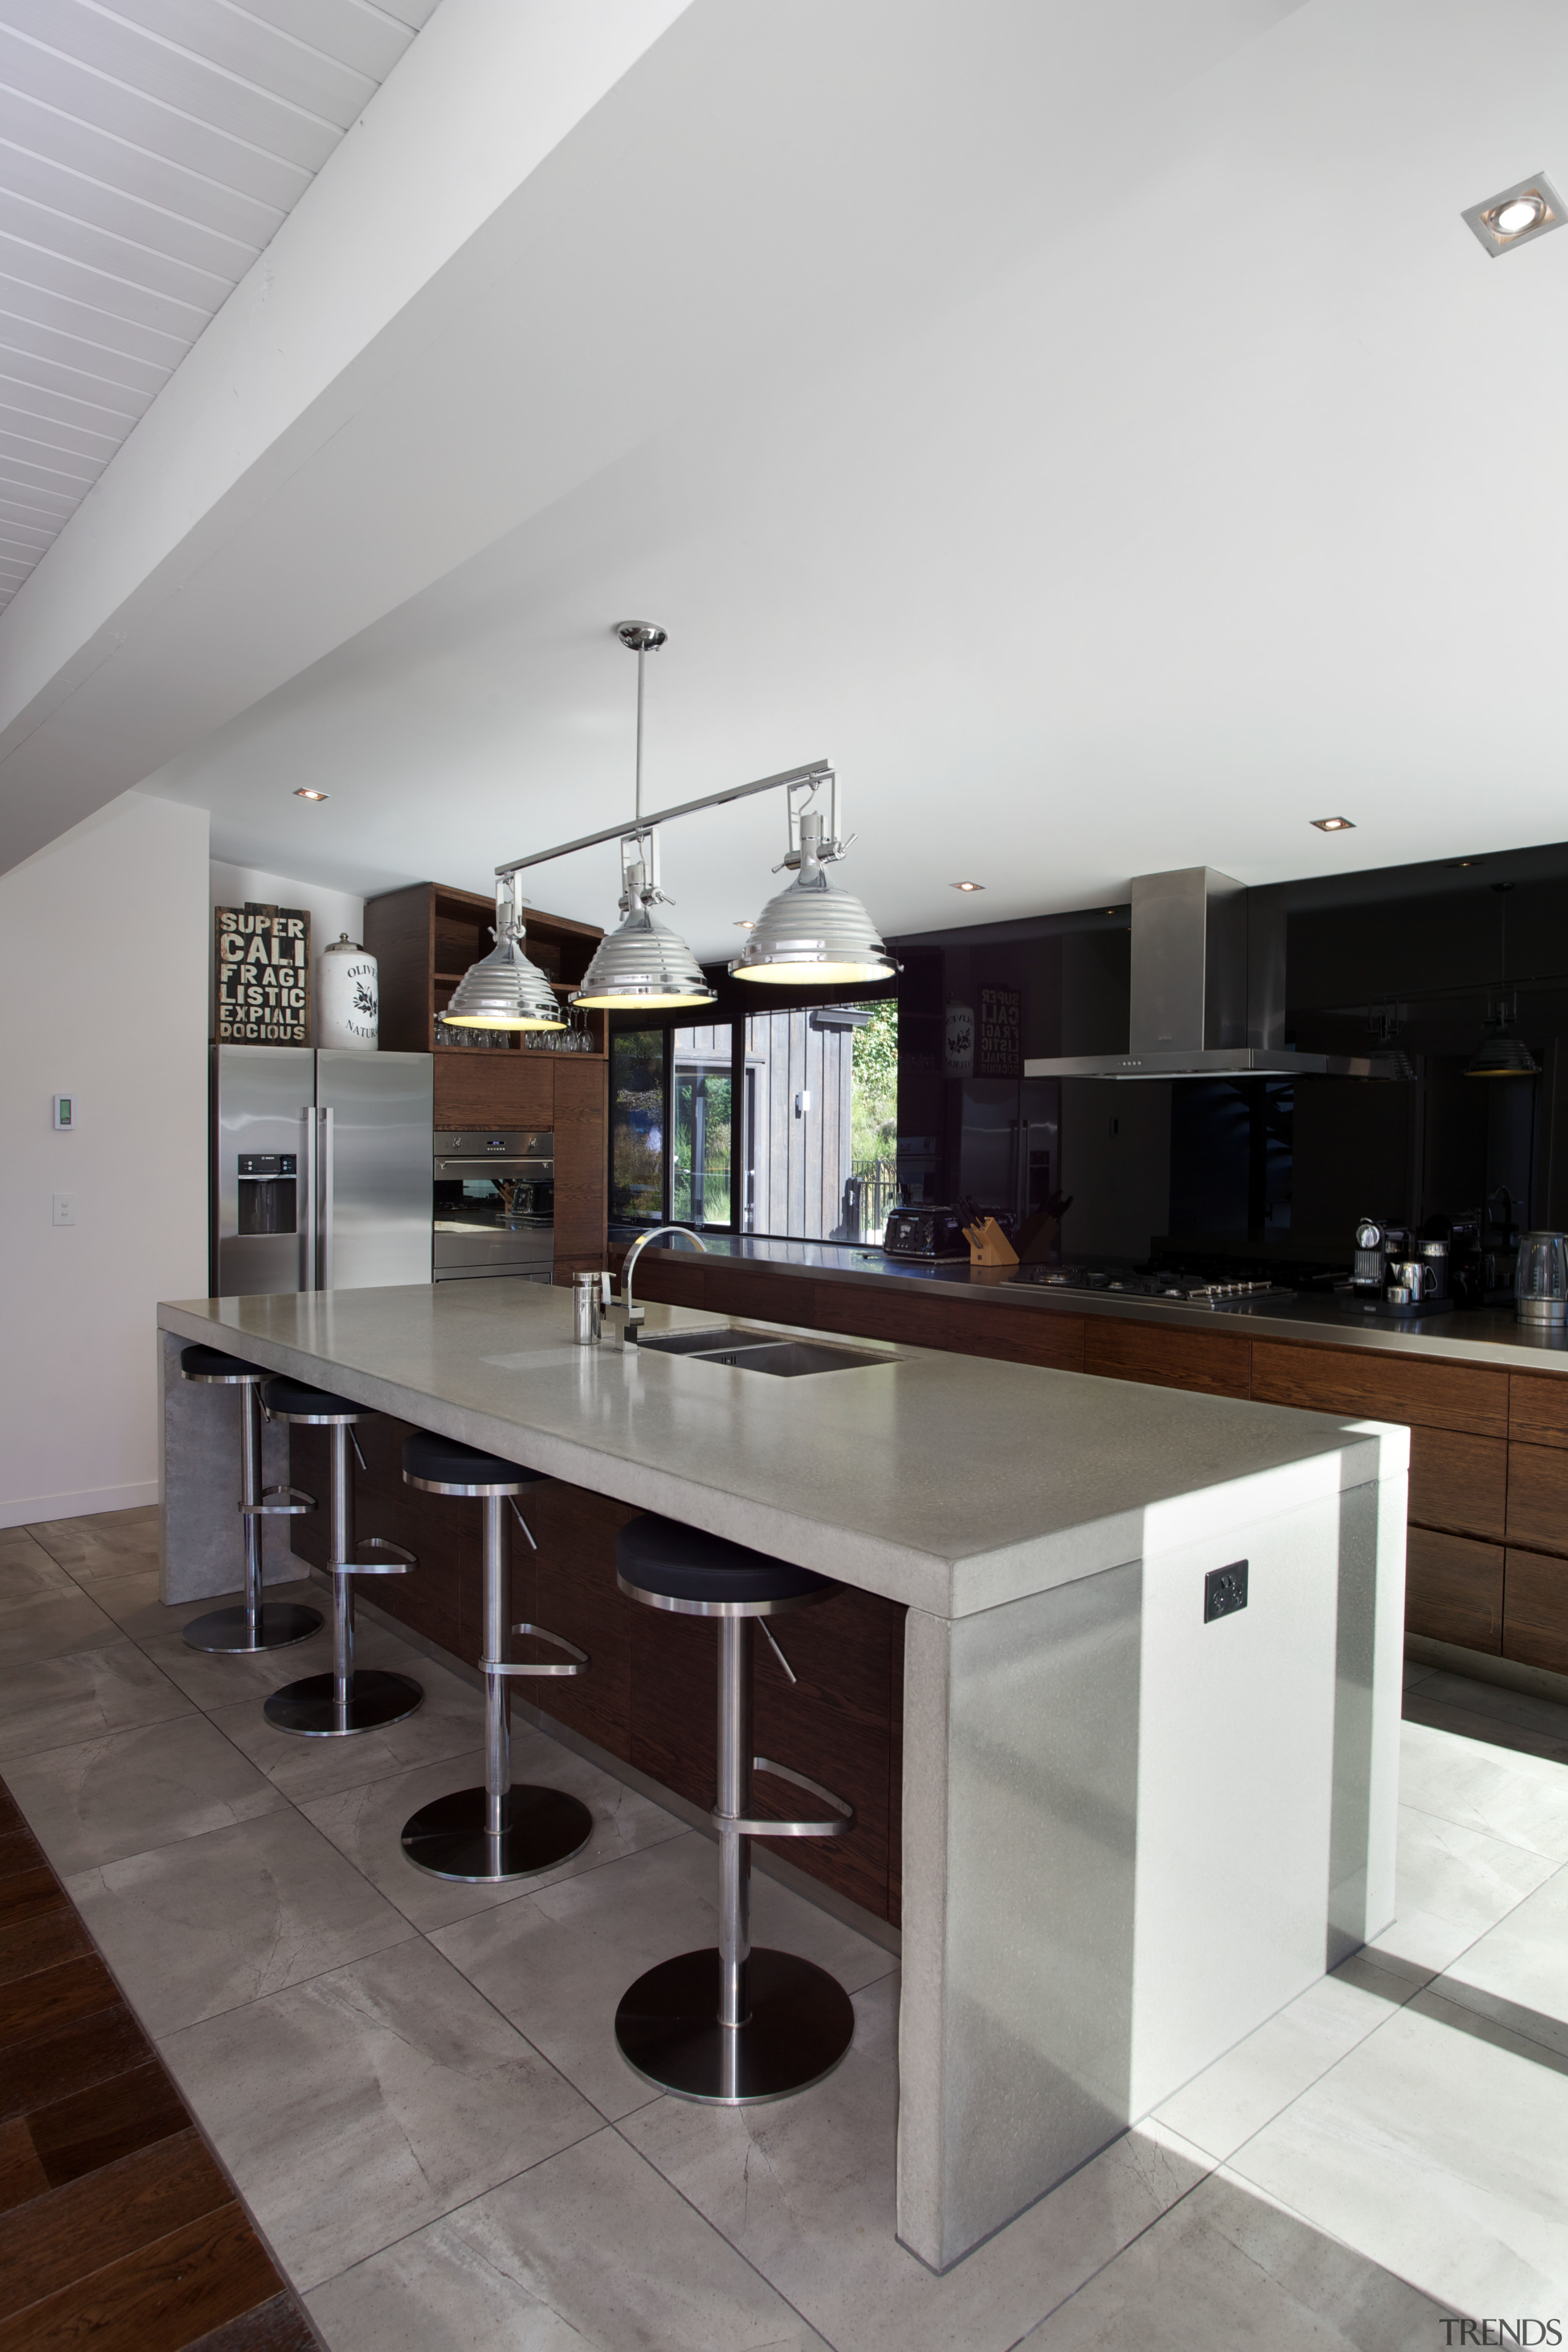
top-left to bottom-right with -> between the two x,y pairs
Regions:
608,999 -> 897,1243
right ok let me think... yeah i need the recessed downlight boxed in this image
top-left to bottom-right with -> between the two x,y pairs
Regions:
951,880 -> 985,893
1311,815 -> 1355,832
1463,173 -> 1564,256
293,788 -> 329,801
734,919 -> 756,929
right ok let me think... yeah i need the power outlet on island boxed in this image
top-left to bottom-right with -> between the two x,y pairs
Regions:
1204,1560 -> 1248,1623
52,1193 -> 77,1227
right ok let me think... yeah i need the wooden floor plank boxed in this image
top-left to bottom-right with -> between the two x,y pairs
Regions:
0,2117 -> 48,2217
0,1826 -> 46,1881
0,1948 -> 119,2047
0,1903 -> 92,1986
0,2128 -> 233,2320
0,2201 -> 284,2352
185,2294 -> 322,2352
0,1865 -> 67,1929
28,2058 -> 190,2190
1,2002 -> 151,2123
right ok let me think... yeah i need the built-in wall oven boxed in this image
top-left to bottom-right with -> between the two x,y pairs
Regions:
432,1129 -> 554,1284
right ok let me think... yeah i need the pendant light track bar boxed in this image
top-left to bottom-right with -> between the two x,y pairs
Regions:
493,760 -> 833,881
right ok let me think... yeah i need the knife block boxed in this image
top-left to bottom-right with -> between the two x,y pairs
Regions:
965,1218 -> 1019,1267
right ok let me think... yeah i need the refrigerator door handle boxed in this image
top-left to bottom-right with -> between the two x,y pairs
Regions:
301,1108 -> 318,1290
319,1106 -> 334,1292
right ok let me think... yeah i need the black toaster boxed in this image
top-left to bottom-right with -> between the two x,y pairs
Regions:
882,1205 -> 970,1260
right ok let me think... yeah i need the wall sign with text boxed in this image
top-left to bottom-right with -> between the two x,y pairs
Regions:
216,903 -> 311,1046
978,984 -> 1022,1079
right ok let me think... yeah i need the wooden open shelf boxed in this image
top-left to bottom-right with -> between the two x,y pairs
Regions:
366,881 -> 606,1059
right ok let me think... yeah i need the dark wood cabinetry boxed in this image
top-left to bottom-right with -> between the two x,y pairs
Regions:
623,1253 -> 1568,1679
364,880 -> 610,1280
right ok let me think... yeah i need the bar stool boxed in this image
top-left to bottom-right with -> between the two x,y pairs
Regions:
400,1431 -> 592,1882
612,1512 -> 856,2105
178,1346 -> 322,1654
260,1378 -> 423,1737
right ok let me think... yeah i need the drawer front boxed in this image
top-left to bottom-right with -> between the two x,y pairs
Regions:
1251,1343 -> 1509,1437
1084,1318 -> 1250,1398
1406,1526 -> 1504,1653
1502,1547 -> 1568,1676
1504,1441 -> 1568,1556
1407,1427 -> 1507,1541
1509,1372 -> 1568,1452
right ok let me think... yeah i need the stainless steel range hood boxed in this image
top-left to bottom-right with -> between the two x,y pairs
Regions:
1023,867 -> 1395,1081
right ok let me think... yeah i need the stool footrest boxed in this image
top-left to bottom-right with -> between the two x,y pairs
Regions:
241,1485 -> 315,1518
484,1624 -> 589,1678
338,1536 -> 416,1577
718,1756 -> 854,1840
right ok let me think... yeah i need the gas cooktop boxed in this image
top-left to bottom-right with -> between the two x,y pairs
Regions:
1013,1267 -> 1296,1311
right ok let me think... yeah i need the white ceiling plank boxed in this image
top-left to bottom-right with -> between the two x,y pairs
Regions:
0,26 -> 314,205
102,0 -> 379,122
0,187 -> 238,307
0,508 -> 56,542
0,304 -> 171,391
0,2 -> 350,159
0,441 -> 102,495
0,396 -> 121,456
233,0 -> 413,83
0,235 -> 205,340
0,136 -> 261,274
0,90 -> 285,241
0,361 -> 144,425
367,0 -> 439,29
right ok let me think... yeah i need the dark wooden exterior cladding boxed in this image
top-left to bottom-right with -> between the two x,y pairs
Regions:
622,1250 -> 1568,1678
290,1416 -> 906,1929
364,882 -> 609,1283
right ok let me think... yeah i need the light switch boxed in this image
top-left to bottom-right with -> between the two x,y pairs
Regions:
52,1194 -> 76,1227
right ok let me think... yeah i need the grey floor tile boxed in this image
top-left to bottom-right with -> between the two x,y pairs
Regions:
303,2125 -> 832,2350
139,1610 -> 431,1711
299,1733 -> 688,1932
434,1830 -> 893,2123
1016,2167 -> 1450,2350
621,1973 -> 1210,2352
161,1936 -> 601,2291
68,1804 -> 417,2035
0,1638 -> 196,1760
1362,1804 -> 1558,1979
207,1652 -> 487,1802
89,1568 -> 325,1646
1397,1716 -> 1568,1860
1436,1861 -> 1568,2059
28,1506 -> 160,1581
4,1709 -> 287,1874
0,1585 -> 123,1668
1228,1986 -> 1568,2315
1152,1958 -> 1415,2163
0,1528 -> 78,1604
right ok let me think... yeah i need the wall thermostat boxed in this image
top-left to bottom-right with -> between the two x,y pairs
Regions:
52,1095 -> 75,1131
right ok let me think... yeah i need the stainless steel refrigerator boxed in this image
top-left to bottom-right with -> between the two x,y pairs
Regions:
211,1044 -> 433,1297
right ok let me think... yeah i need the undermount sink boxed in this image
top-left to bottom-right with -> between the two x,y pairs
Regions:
635,1329 -> 894,1376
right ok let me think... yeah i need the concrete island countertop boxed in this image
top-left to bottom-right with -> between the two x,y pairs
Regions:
157,1281 -> 1405,1621
616,1229 -> 1568,1373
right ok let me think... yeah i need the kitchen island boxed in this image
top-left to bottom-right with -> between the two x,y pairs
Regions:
159,1280 -> 1406,2271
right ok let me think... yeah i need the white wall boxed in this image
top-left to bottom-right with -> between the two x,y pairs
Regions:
0,794 -> 209,1526
208,860 -> 364,1047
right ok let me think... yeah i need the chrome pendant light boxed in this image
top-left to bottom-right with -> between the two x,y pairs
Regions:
732,778 -> 895,987
443,875 -> 564,1029
570,623 -> 716,1014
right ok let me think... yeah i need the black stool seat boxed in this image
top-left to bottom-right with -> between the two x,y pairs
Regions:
616,1514 -> 835,1612
262,1376 -> 368,1423
181,1344 -> 265,1383
403,1430 -> 544,1492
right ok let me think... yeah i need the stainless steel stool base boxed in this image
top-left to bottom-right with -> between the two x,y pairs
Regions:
615,1947 -> 854,2105
401,1785 -> 592,1882
263,1668 -> 423,1738
181,1600 -> 322,1654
